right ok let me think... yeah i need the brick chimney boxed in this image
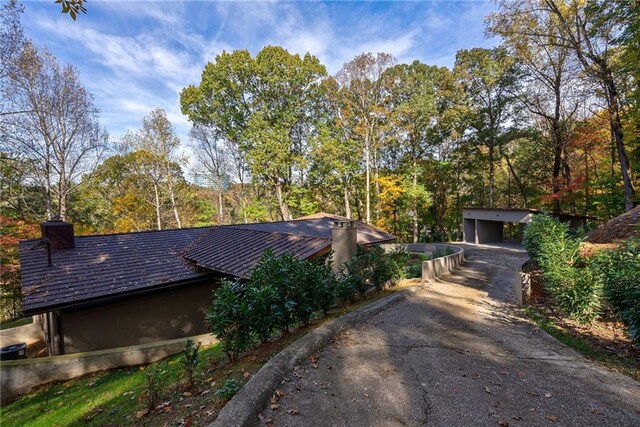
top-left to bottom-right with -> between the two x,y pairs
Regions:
41,218 -> 75,249
331,220 -> 357,271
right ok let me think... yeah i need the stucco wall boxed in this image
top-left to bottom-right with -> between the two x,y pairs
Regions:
59,281 -> 217,354
0,322 -> 43,348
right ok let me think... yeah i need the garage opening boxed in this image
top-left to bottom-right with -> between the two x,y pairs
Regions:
462,208 -> 594,245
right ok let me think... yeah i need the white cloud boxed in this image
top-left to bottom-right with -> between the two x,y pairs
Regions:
23,0 -> 499,149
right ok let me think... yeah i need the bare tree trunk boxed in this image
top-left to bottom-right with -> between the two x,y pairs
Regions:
153,183 -> 162,230
412,159 -> 418,243
364,137 -> 371,224
44,149 -> 52,220
343,185 -> 351,218
488,144 -> 495,208
374,148 -> 380,221
217,175 -> 224,224
606,81 -> 635,211
274,181 -> 290,220
551,131 -> 562,212
167,180 -> 182,229
58,182 -> 67,220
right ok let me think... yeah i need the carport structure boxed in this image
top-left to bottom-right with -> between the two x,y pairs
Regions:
462,207 -> 594,244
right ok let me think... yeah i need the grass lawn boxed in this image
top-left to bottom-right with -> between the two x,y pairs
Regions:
0,284 -> 414,426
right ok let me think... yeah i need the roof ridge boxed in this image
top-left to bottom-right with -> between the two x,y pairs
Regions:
227,224 -> 332,240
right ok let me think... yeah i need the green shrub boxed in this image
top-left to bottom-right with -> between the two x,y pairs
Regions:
432,247 -> 454,259
342,245 -> 401,294
523,214 -> 602,322
215,378 -> 242,401
206,279 -> 254,362
523,213 -> 568,264
181,339 -> 201,388
143,362 -> 169,410
311,260 -> 338,314
594,238 -> 640,341
249,251 -> 298,333
386,248 -> 411,283
245,284 -> 280,343
406,263 -> 422,278
335,274 -> 359,304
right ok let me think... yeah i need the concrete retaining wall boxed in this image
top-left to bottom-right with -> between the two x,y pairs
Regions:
0,321 -> 43,347
0,333 -> 217,404
422,245 -> 464,281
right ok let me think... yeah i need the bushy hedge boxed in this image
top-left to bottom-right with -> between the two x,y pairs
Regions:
341,246 -> 409,294
593,238 -> 640,342
207,247 -> 402,361
523,214 -> 602,322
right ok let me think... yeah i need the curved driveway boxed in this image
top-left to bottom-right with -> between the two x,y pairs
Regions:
256,243 -> 640,426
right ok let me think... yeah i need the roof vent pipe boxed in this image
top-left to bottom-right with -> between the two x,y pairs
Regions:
41,218 -> 75,249
331,220 -> 357,272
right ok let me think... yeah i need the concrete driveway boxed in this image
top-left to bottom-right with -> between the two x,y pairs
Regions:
255,243 -> 640,426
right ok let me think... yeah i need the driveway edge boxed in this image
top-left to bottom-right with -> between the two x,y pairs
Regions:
210,286 -> 420,427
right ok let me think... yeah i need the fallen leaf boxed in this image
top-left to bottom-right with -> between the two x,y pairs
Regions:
183,391 -> 192,397
270,403 -> 280,410
498,421 -> 509,427
184,416 -> 193,427
244,372 -> 251,379
200,389 -> 210,396
285,409 -> 300,415
546,415 -> 559,422
512,416 -> 523,421
135,409 -> 149,419
484,387 -> 494,394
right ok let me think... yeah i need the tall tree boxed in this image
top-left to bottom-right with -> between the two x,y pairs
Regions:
2,43 -> 107,220
190,123 -> 230,224
336,52 -> 396,223
384,61 -> 444,241
488,4 -> 585,212
454,47 -> 522,208
181,46 -> 326,220
495,0 -> 636,210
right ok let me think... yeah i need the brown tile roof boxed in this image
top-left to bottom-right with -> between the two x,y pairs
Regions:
237,216 -> 396,244
19,227 -> 211,315
19,214 -> 396,315
182,226 -> 332,278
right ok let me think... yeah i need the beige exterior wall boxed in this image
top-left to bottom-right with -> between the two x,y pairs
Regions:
58,282 -> 217,354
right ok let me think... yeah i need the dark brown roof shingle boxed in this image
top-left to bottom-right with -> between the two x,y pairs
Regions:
19,214 -> 396,314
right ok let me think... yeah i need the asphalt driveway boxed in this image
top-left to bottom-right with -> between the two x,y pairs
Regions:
255,243 -> 640,426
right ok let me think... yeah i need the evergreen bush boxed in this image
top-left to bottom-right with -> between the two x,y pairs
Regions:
205,279 -> 254,362
594,237 -> 640,341
523,214 -> 602,322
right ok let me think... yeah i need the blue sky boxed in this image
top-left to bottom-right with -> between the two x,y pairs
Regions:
20,0 -> 498,143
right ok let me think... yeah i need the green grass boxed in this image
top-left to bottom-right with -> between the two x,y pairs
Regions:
0,316 -> 32,330
524,307 -> 640,380
0,343 -> 224,426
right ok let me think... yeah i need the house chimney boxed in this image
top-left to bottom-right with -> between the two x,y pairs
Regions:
332,220 -> 357,271
41,218 -> 75,249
